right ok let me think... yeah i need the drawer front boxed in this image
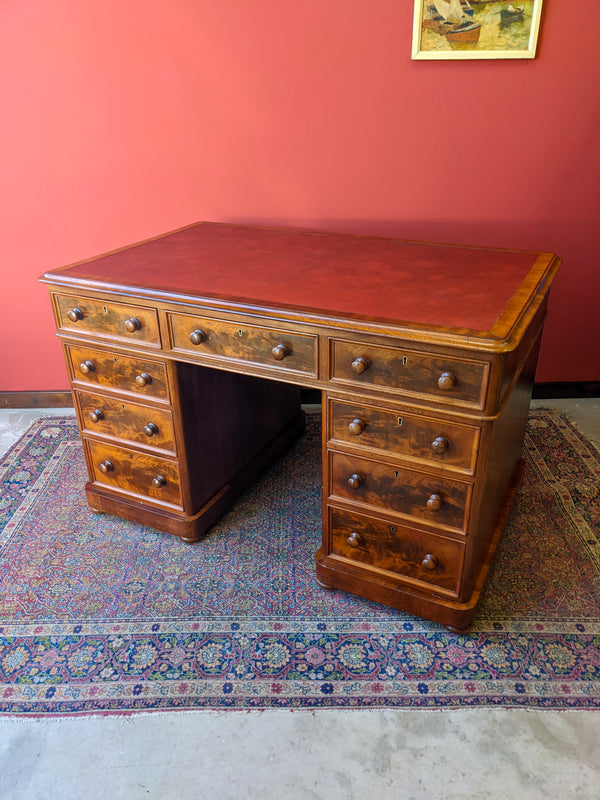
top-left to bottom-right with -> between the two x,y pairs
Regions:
168,313 -> 317,376
329,400 -> 478,475
329,507 -> 463,593
55,294 -> 160,346
86,440 -> 182,507
330,339 -> 487,408
76,391 -> 176,453
330,452 -> 470,533
66,345 -> 169,400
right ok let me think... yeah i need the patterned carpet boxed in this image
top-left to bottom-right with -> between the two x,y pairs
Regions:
0,409 -> 599,715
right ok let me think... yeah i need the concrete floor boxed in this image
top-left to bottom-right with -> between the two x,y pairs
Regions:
0,400 -> 599,800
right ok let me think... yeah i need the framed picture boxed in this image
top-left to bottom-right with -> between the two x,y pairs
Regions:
412,0 -> 544,60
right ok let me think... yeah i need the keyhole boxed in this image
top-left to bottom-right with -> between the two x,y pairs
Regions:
397,417 -> 403,426
390,526 -> 396,534
402,356 -> 408,365
394,470 -> 399,478
237,329 -> 243,337
103,306 -> 108,314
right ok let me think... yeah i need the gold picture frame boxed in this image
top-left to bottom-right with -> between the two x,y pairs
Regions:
412,0 -> 544,60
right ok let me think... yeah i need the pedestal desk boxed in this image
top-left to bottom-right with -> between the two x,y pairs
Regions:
41,223 -> 560,630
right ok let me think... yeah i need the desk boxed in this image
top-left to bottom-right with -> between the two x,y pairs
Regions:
41,222 -> 560,630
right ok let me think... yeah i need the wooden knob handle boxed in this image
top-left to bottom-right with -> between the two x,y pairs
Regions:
271,344 -> 291,361
189,329 -> 207,345
351,356 -> 370,375
347,531 -> 362,548
67,307 -> 83,322
79,360 -> 95,374
98,460 -> 113,474
421,554 -> 437,571
152,475 -> 166,488
88,409 -> 103,423
144,422 -> 159,436
348,418 -> 366,436
347,473 -> 364,490
135,372 -> 152,387
426,493 -> 444,512
125,317 -> 141,332
431,436 -> 449,455
437,371 -> 456,391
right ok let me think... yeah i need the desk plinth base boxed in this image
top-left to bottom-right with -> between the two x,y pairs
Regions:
86,411 -> 306,543
86,488 -> 224,543
315,553 -> 482,632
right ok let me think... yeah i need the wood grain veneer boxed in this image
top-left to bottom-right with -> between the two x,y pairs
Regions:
40,222 -> 560,630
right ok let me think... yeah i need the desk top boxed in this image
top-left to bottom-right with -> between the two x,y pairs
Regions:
42,222 -> 560,348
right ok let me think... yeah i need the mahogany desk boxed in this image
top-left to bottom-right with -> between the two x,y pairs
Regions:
41,223 -> 560,630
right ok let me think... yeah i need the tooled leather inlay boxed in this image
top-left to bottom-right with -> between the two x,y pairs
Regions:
61,223 -> 539,333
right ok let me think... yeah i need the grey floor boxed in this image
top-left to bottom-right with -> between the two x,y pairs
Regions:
0,400 -> 599,800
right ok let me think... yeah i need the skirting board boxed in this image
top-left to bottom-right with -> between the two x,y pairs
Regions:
0,391 -> 74,409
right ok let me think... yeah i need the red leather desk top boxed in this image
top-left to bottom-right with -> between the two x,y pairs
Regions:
45,222 -> 554,338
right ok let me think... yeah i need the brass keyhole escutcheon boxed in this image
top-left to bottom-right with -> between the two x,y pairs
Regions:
237,329 -> 243,337
397,417 -> 403,426
402,356 -> 408,365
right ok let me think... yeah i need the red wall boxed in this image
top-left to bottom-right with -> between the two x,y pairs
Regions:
1,0 -> 599,390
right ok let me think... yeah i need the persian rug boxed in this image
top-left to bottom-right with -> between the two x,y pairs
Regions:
0,409 -> 599,716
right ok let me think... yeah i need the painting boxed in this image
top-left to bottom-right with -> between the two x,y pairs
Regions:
412,0 -> 544,59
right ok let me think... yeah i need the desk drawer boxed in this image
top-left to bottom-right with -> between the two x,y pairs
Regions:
168,313 -> 317,376
55,294 -> 160,346
329,507 -> 463,593
86,440 -> 182,507
329,400 -> 479,475
75,390 -> 176,453
66,345 -> 170,401
329,452 -> 470,533
330,339 -> 487,408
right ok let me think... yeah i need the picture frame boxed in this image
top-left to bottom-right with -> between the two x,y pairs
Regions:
412,0 -> 544,60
